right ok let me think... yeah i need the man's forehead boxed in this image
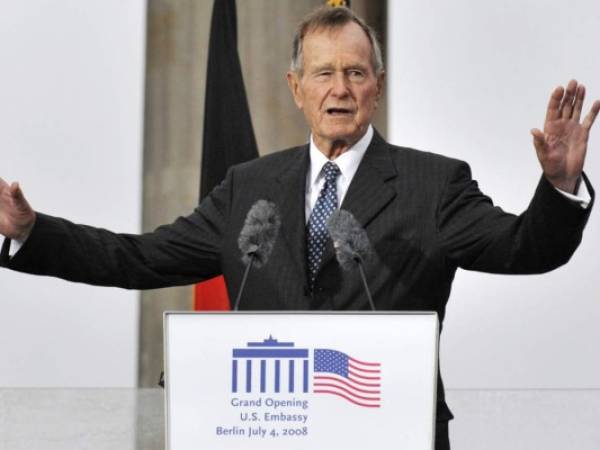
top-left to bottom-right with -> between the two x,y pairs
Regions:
301,23 -> 373,64
302,21 -> 371,47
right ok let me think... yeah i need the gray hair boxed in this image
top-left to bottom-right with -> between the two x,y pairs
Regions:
290,6 -> 384,76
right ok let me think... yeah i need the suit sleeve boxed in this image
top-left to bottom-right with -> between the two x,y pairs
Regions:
0,168 -> 234,289
437,161 -> 594,273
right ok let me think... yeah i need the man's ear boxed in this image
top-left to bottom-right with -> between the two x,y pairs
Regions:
286,71 -> 303,109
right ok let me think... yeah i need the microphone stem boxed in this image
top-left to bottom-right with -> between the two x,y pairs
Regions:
233,253 -> 255,311
356,258 -> 376,311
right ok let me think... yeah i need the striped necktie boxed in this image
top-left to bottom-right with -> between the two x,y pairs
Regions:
306,161 -> 341,289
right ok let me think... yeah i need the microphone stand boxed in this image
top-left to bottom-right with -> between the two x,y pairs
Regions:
354,254 -> 376,311
233,252 -> 256,311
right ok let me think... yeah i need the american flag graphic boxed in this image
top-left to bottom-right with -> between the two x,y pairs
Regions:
313,349 -> 381,408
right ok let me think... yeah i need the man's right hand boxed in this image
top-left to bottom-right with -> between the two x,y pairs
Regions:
0,177 -> 36,241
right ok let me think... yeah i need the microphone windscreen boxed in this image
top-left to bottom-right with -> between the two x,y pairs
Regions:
327,209 -> 372,271
238,200 -> 281,268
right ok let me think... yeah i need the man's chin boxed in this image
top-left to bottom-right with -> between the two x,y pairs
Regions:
322,127 -> 365,144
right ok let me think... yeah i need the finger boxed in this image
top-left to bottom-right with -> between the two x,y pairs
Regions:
9,182 -> 29,209
530,128 -> 546,154
531,128 -> 545,140
582,100 -> 600,131
0,178 -> 12,200
560,79 -> 577,119
572,84 -> 586,122
10,182 -> 21,196
545,86 -> 564,122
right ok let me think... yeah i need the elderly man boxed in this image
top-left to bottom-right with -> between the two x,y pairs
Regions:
1,6 -> 598,450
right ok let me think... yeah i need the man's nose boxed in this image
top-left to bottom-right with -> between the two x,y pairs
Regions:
330,72 -> 350,97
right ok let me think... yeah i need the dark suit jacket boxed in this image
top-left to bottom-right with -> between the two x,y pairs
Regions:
1,131 -> 594,422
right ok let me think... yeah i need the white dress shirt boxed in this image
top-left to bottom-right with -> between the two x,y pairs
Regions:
305,126 -> 373,223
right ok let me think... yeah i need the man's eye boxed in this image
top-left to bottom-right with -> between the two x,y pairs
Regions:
348,70 -> 365,80
316,71 -> 332,78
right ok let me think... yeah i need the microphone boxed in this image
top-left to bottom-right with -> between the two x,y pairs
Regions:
326,209 -> 376,311
233,200 -> 281,310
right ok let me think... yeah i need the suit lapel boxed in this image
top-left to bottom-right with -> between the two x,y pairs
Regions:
270,146 -> 310,283
265,133 -> 398,292
320,131 -> 398,270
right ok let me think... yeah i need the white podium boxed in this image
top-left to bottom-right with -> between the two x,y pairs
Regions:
164,312 -> 439,450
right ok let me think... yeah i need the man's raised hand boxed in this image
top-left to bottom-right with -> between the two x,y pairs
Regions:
531,79 -> 600,193
0,178 -> 36,241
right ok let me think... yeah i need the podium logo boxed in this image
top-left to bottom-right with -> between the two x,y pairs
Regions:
231,336 -> 381,408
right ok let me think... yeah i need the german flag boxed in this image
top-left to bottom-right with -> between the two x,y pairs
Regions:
194,0 -> 258,311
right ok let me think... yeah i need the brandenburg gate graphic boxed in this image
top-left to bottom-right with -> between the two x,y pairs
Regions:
232,336 -> 309,394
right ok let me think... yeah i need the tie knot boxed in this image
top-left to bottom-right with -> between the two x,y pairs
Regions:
322,162 -> 340,183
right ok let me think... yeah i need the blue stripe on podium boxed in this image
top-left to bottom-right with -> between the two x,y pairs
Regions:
233,349 -> 308,358
303,359 -> 308,393
232,360 -> 238,392
246,360 -> 252,393
260,360 -> 266,393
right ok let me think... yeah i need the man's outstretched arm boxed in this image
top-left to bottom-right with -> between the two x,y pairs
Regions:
0,171 -> 232,289
439,80 -> 598,273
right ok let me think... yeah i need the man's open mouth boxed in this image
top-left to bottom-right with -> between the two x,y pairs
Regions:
326,107 -> 353,116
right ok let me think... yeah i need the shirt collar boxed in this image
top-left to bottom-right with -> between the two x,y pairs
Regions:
308,125 -> 373,186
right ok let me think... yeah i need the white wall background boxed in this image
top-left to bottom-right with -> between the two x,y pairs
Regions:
0,1 -> 146,386
388,0 -> 600,389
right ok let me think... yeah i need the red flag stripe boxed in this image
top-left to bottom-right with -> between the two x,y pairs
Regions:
348,368 -> 381,380
329,374 -> 380,388
349,362 -> 381,373
313,389 -> 380,408
314,382 -> 380,401
194,275 -> 230,311
314,375 -> 380,393
349,357 -> 381,367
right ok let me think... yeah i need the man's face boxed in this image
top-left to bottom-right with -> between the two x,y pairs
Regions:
287,22 -> 384,152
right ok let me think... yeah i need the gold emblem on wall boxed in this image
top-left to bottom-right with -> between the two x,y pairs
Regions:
325,0 -> 350,7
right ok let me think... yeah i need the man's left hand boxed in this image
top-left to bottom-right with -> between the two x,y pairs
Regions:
532,79 -> 600,193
